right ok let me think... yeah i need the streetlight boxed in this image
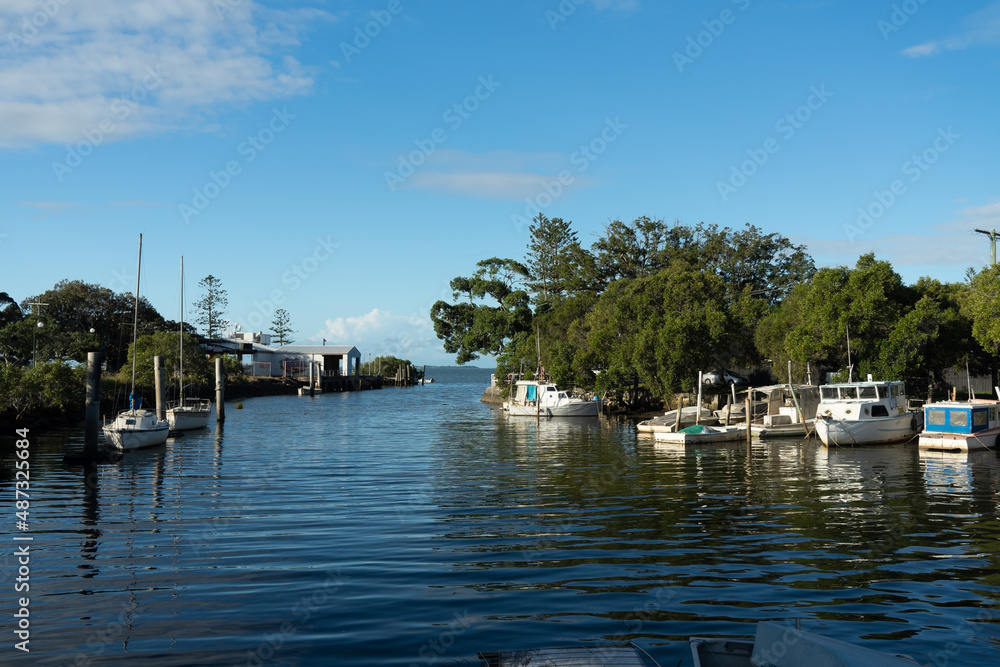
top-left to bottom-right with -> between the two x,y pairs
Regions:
32,320 -> 43,368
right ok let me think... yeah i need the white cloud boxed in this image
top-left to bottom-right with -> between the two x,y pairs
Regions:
400,149 -> 593,200
591,0 -> 639,10
901,1 -> 1000,57
314,308 -> 443,362
0,0 -> 331,147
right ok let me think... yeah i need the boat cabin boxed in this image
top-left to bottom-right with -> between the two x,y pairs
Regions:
755,385 -> 820,427
924,401 -> 1000,435
817,381 -> 907,420
512,381 -> 562,406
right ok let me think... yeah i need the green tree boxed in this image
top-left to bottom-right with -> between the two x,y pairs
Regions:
0,292 -> 21,329
15,280 -> 166,369
592,216 -> 695,287
195,275 -> 229,338
584,261 -> 730,403
122,331 -> 211,391
961,264 -> 1000,387
0,360 -> 85,423
431,258 -> 533,365
271,308 -> 294,346
524,214 -> 593,304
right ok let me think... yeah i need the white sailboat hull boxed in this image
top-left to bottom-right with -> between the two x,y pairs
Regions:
166,405 -> 211,430
816,413 -> 920,446
103,410 -> 169,452
166,398 -> 212,430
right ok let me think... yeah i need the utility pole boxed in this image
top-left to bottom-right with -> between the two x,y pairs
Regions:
27,301 -> 49,368
975,228 -> 997,266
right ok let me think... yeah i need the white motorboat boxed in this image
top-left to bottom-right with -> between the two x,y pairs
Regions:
814,380 -> 922,446
166,256 -> 211,431
505,380 -> 601,417
103,234 -> 169,452
653,423 -> 747,445
690,621 -> 923,667
919,399 -> 1000,451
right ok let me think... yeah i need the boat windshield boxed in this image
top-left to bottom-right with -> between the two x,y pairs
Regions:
876,385 -> 889,399
859,386 -> 877,399
821,386 -> 841,400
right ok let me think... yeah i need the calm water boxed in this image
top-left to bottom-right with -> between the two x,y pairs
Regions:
2,367 -> 999,666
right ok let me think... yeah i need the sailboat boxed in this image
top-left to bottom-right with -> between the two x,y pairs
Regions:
102,234 -> 170,451
166,256 -> 211,430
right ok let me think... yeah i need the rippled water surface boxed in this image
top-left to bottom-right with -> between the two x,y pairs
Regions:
2,367 -> 999,666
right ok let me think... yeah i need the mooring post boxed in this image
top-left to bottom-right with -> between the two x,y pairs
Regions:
674,395 -> 684,432
84,352 -> 101,458
154,355 -> 166,421
308,359 -> 314,396
746,390 -> 752,445
215,357 -> 226,423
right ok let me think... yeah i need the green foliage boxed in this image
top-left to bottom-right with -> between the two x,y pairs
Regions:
361,355 -> 416,378
525,214 -> 592,304
0,361 -> 85,423
121,331 -> 211,391
963,264 -> 1000,355
195,275 -> 229,338
4,280 -> 169,370
431,258 -> 533,364
271,308 -> 294,346
584,261 -> 730,400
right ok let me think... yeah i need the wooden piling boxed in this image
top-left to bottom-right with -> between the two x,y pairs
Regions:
154,355 -> 166,421
84,352 -> 100,458
215,357 -> 225,424
308,360 -> 314,396
696,372 -> 703,425
746,391 -> 752,445
675,395 -> 684,432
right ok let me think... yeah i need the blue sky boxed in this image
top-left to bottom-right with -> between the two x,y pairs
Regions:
1,0 -> 999,366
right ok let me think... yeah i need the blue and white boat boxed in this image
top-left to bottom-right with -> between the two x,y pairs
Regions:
919,399 -> 1000,452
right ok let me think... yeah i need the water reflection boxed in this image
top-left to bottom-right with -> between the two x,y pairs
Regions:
6,376 -> 1000,666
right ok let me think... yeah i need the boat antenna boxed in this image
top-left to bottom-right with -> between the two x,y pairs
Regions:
179,256 -> 184,404
535,323 -> 542,381
967,361 -> 974,399
846,322 -> 853,382
130,234 -> 142,411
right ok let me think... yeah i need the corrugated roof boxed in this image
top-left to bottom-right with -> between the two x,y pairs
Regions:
276,345 -> 359,355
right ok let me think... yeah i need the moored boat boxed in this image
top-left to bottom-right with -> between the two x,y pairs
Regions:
505,380 -> 601,417
918,399 -> 1000,451
814,380 -> 922,446
637,406 -> 718,433
750,384 -> 820,438
653,423 -> 746,445
102,234 -> 170,452
165,256 -> 211,431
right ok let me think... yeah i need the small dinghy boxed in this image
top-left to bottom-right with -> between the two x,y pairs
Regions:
478,642 -> 660,666
690,621 -> 924,667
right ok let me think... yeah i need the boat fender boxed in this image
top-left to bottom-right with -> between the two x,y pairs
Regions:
910,416 -> 918,432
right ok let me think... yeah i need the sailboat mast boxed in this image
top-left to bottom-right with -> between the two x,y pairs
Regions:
179,256 -> 184,403
131,234 -> 142,405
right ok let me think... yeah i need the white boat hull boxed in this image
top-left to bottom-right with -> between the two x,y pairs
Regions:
816,413 -> 920,446
166,406 -> 211,430
919,428 -> 1000,452
507,402 -> 600,417
103,410 -> 169,452
753,419 -> 815,439
654,425 -> 746,444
